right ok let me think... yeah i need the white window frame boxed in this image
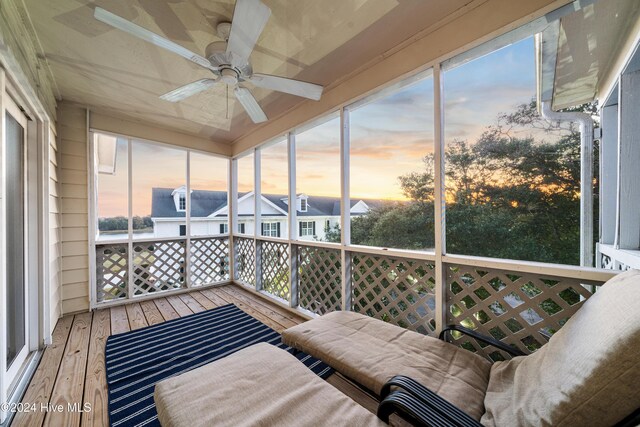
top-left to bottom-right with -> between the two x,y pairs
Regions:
300,220 -> 315,236
88,130 -> 231,308
300,198 -> 308,212
178,194 -> 186,211
262,221 -> 279,237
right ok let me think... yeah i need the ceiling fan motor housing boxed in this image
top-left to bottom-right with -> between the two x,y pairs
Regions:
205,41 -> 252,77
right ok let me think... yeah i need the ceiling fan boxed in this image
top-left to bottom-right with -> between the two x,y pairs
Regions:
94,0 -> 323,123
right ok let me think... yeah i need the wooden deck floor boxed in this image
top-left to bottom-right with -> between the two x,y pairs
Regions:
12,284 -> 396,427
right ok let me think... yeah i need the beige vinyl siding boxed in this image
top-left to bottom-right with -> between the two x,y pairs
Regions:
49,125 -> 62,327
58,103 -> 90,314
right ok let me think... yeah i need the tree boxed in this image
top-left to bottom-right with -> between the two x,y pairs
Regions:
353,99 -> 598,266
321,223 -> 341,243
99,215 -> 153,233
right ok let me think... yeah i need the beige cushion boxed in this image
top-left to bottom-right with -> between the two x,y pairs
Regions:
281,311 -> 491,420
482,269 -> 640,427
154,342 -> 384,427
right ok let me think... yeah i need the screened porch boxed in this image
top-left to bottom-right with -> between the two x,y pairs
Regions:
1,0 -> 639,426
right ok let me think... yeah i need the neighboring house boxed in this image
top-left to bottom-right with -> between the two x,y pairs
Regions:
150,186 -> 375,240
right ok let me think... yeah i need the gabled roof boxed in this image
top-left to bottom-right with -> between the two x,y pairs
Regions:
151,188 -> 383,219
151,188 -> 228,218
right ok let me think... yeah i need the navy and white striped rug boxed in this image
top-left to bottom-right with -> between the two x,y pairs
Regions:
105,303 -> 333,427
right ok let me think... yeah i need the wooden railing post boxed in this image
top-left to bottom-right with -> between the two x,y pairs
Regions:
254,148 -> 263,291
433,64 -> 447,335
340,106 -> 352,311
287,132 -> 298,307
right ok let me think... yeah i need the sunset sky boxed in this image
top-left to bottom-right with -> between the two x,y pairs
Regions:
98,36 -> 539,218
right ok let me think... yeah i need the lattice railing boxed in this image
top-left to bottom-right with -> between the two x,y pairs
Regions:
132,240 -> 186,295
96,243 -> 128,302
234,237 -> 256,286
190,237 -> 229,286
446,264 -> 602,361
351,252 -> 437,336
298,246 -> 342,315
260,240 -> 290,300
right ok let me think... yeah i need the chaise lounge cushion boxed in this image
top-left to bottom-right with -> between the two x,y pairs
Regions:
154,342 -> 385,427
482,269 -> 640,427
281,311 -> 492,420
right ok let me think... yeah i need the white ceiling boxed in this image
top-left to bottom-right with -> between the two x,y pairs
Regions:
24,0 -> 476,143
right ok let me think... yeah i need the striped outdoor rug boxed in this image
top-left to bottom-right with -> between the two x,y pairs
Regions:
105,303 -> 333,427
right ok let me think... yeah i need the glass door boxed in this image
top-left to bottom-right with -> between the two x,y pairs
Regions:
3,95 -> 28,391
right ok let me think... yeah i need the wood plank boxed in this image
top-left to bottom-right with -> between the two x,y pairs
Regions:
221,286 -> 302,328
12,316 -> 74,427
125,303 -> 148,330
110,306 -> 130,335
154,298 -> 180,321
198,288 -> 232,307
230,285 -> 307,324
140,300 -> 165,326
166,295 -> 193,317
177,293 -> 205,313
81,309 -> 110,427
43,312 -> 92,427
190,291 -> 220,310
203,288 -> 288,333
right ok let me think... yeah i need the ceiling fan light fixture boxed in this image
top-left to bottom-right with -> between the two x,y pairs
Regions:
219,68 -> 239,85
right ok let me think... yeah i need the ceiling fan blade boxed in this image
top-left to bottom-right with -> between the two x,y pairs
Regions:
246,74 -> 323,101
226,0 -> 271,68
234,87 -> 267,123
94,7 -> 217,72
160,79 -> 219,102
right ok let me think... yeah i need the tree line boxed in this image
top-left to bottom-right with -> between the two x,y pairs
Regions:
99,216 -> 153,232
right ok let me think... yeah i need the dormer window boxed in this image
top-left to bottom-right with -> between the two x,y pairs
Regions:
295,194 -> 309,212
171,186 -> 189,212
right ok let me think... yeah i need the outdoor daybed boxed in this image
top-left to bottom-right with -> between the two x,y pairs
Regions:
282,269 -> 640,426
153,342 -> 385,427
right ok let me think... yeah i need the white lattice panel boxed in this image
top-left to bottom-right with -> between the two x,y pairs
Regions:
132,240 -> 186,295
446,264 -> 602,360
96,244 -> 128,302
298,246 -> 342,315
352,253 -> 437,336
234,237 -> 255,285
190,237 -> 229,286
260,240 -> 289,300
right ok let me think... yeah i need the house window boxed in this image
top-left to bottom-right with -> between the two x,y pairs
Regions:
239,223 -> 246,234
299,221 -> 316,237
262,222 -> 280,237
178,194 -> 186,211
219,223 -> 228,234
300,198 -> 308,212
179,224 -> 186,236
325,219 -> 331,230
